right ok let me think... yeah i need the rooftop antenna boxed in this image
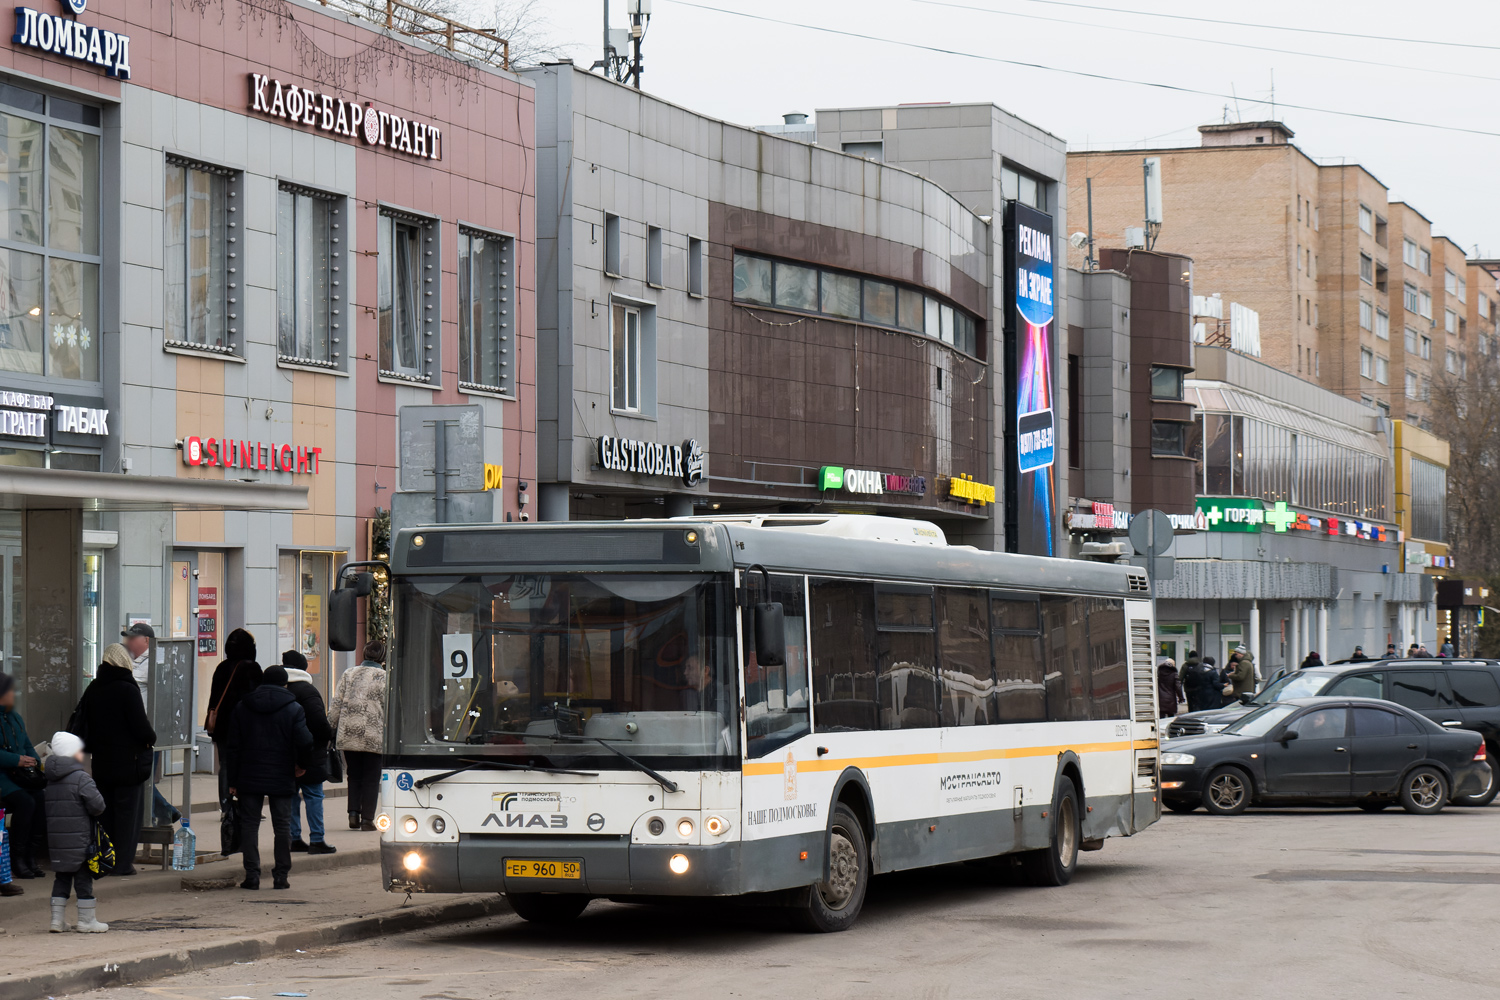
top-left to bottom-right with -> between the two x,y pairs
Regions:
590,0 -> 651,89
1270,70 -> 1276,119
1231,84 -> 1242,123
1143,157 -> 1163,251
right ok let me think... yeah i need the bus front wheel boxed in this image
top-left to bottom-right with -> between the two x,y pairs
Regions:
788,803 -> 869,932
1020,778 -> 1080,887
505,892 -> 591,924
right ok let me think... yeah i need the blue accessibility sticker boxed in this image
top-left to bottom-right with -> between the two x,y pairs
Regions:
395,772 -> 414,791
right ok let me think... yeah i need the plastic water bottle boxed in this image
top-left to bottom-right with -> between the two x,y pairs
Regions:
172,819 -> 196,871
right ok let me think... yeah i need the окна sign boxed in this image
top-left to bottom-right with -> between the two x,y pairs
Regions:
598,436 -> 703,487
182,436 -> 324,474
12,6 -> 131,79
249,74 -> 442,161
818,466 -> 929,497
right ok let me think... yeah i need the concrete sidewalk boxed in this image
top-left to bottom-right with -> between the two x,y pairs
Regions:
0,848 -> 506,1000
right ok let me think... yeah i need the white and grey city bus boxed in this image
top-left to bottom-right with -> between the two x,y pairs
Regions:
329,514 -> 1160,931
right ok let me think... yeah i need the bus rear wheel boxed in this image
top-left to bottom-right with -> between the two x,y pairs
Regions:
505,892 -> 591,924
788,803 -> 868,932
1020,778 -> 1080,887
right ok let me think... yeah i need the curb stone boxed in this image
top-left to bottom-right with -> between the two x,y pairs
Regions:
0,893 -> 512,1000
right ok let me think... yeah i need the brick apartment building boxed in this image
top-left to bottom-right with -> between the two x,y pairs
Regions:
1067,121 -> 1476,429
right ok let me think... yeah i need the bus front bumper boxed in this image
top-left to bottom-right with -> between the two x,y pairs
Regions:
383,834 -> 804,897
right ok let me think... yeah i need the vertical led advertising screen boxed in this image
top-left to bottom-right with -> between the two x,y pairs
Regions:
1003,202 -> 1056,556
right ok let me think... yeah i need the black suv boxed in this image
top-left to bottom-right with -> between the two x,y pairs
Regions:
1166,658 -> 1500,806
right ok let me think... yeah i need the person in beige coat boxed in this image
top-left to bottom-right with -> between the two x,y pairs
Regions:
328,641 -> 387,831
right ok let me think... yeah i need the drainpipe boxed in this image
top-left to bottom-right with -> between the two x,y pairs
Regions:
1249,600 -> 1261,677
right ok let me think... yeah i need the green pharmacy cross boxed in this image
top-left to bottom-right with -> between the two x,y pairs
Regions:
1265,501 -> 1298,532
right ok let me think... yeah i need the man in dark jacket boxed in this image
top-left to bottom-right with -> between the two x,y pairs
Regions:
282,651 -> 336,855
1180,650 -> 1219,713
205,629 -> 262,804
78,644 -> 157,878
1156,658 -> 1185,718
223,665 -> 313,890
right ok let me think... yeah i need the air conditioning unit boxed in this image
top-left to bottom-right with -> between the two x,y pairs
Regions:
1124,227 -> 1146,249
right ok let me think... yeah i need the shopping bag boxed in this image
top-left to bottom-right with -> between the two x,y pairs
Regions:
220,795 -> 242,856
86,820 -> 116,876
0,808 -> 11,884
327,746 -> 344,784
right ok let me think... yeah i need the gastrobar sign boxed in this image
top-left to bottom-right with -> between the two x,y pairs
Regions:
249,74 -> 442,161
12,3 -> 131,79
598,435 -> 704,487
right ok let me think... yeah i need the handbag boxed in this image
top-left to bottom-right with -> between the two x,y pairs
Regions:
206,662 -> 243,736
2,729 -> 45,792
1221,680 -> 1235,697
326,745 -> 344,784
86,820 -> 116,876
220,795 -> 242,857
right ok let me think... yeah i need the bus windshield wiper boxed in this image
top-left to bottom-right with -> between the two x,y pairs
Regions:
520,733 -> 680,793
413,758 -> 599,789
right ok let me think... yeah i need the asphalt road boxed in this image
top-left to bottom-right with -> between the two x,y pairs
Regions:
77,805 -> 1500,1000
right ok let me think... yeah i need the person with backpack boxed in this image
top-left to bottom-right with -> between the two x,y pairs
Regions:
76,644 -> 157,878
223,665 -> 314,890
1179,650 -> 1220,713
43,731 -> 108,933
281,651 -> 336,855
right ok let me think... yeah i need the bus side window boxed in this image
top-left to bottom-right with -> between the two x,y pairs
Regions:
1087,598 -> 1129,720
992,594 -> 1043,723
876,585 -> 939,729
938,588 -> 993,726
810,578 -> 880,732
743,573 -> 810,758
1043,596 -> 1092,722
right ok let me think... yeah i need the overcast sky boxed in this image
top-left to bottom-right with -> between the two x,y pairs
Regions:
526,0 -> 1500,255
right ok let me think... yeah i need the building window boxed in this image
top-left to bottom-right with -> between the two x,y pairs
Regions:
1001,164 -> 1047,210
1445,348 -> 1458,374
1404,282 -> 1420,313
841,140 -> 883,161
1481,333 -> 1490,356
1403,240 -> 1419,269
1358,204 -> 1373,234
732,251 -> 981,356
1405,327 -> 1419,354
646,225 -> 663,287
1456,275 -> 1466,303
1445,309 -> 1457,334
1359,299 -> 1372,330
1405,371 -> 1418,399
1480,293 -> 1491,320
688,237 -> 704,296
457,226 -> 514,396
1359,253 -> 1373,284
275,185 -> 340,367
1410,457 -> 1446,542
1374,215 -> 1387,246
1421,335 -> 1432,360
1375,308 -> 1389,340
603,212 -> 621,276
1150,420 -> 1187,457
1419,290 -> 1432,320
378,211 -> 436,381
0,87 -> 101,381
1297,244 -> 1302,271
1420,248 -> 1431,275
1375,355 -> 1388,385
164,158 -> 234,352
1359,348 -> 1373,379
1150,365 -> 1184,400
611,301 -> 643,412
1445,268 -> 1457,296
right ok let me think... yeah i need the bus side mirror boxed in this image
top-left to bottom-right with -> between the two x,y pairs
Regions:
350,572 -> 375,597
754,602 -> 786,667
328,588 -> 360,652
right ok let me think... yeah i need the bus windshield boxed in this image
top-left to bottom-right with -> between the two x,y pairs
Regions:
392,573 -> 738,762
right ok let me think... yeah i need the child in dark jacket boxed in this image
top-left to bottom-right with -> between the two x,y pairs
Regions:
44,730 -> 108,933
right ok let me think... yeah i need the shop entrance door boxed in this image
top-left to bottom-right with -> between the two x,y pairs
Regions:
277,551 -> 343,702
1220,624 -> 1247,674
1157,623 -> 1198,666
169,550 -> 226,728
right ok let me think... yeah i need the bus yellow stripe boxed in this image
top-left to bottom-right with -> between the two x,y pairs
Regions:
742,737 -> 1159,776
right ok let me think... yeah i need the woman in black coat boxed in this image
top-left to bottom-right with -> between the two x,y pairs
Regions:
205,629 -> 262,802
77,644 -> 157,877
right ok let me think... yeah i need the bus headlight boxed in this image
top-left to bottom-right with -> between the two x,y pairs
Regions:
676,818 -> 694,838
431,816 -> 446,835
705,815 -> 732,836
647,817 -> 665,836
375,813 -> 392,832
669,853 -> 690,875
402,816 -> 419,835
403,851 -> 423,872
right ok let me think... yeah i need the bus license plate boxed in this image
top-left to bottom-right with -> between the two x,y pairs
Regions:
505,859 -> 582,880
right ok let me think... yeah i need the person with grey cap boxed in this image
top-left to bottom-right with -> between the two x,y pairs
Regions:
75,644 -> 157,878
223,665 -> 313,890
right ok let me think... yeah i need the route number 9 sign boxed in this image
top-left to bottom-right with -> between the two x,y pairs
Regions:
442,633 -> 474,680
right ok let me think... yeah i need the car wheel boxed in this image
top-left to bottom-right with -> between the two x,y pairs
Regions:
505,892 -> 591,924
1019,778 -> 1081,887
1356,800 -> 1390,812
1201,766 -> 1250,816
787,803 -> 869,932
1164,799 -> 1198,813
1452,759 -> 1498,807
1398,766 -> 1449,815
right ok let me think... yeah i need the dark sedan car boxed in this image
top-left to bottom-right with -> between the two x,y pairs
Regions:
1161,697 -> 1488,816
1166,658 -> 1500,806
